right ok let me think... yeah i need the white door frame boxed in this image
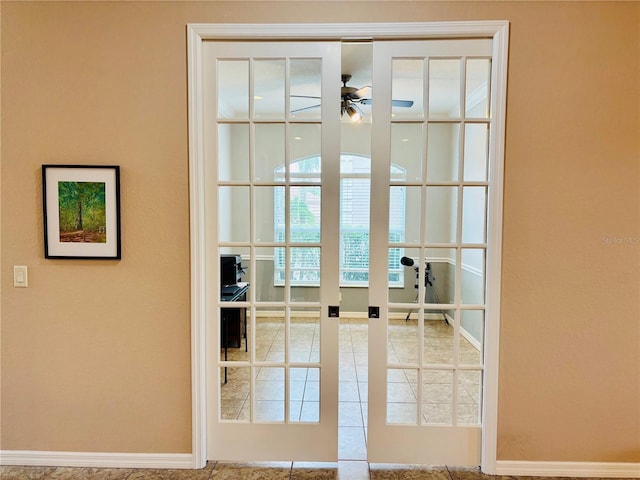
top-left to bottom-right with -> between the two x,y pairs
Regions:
187,21 -> 509,472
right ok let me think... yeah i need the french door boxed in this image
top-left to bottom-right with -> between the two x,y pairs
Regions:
202,41 -> 342,461
189,22 -> 507,469
368,39 -> 497,465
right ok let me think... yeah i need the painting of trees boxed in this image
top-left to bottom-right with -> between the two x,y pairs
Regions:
57,181 -> 107,243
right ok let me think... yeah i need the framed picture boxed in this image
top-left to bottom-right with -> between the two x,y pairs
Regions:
42,165 -> 121,259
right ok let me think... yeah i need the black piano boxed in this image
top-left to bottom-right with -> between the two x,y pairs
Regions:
220,282 -> 249,350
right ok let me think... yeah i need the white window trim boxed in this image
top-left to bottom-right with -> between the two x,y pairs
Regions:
188,21 -> 509,472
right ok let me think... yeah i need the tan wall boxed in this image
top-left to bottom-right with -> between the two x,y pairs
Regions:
1,1 -> 638,463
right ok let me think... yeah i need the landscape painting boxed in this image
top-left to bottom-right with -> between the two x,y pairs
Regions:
43,165 -> 121,259
57,181 -> 107,243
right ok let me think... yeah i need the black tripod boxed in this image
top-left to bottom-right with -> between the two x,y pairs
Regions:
401,257 -> 444,323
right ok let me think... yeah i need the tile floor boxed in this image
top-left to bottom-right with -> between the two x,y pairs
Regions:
2,463 -> 629,480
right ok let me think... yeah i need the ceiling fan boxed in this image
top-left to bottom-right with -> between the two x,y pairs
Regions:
291,74 -> 414,122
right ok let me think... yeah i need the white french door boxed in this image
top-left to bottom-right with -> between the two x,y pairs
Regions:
189,22 -> 508,470
202,41 -> 342,461
367,38 -> 499,465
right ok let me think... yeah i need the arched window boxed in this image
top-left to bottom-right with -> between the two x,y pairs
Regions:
275,154 -> 406,286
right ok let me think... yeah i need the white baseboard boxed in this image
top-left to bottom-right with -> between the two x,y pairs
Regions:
0,451 -> 194,469
395,312 -> 446,321
495,460 -> 640,478
460,324 -> 482,352
3,452 -> 636,476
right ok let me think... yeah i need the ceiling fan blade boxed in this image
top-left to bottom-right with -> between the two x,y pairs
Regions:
353,86 -> 372,99
358,98 -> 414,108
290,95 -> 322,99
392,99 -> 414,107
290,104 -> 321,114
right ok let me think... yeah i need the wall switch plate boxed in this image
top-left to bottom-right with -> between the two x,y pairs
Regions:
13,266 -> 28,287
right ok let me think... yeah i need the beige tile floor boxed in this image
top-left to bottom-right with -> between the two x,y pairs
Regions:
1,463 -> 627,480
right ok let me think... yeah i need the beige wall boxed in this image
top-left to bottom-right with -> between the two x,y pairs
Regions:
1,1 -> 638,463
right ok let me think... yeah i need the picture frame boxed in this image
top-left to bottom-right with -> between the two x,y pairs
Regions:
42,165 -> 121,259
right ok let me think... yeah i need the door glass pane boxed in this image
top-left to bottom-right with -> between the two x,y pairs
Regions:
256,247 -> 284,302
387,368 -> 419,424
290,309 -> 320,363
290,186 -> 321,243
462,186 -> 487,244
255,307 -> 284,362
255,186 -> 283,243
290,287 -> 320,303
458,370 -> 482,425
218,124 -> 249,182
341,227 -> 370,286
387,245 -> 404,288
391,188 -> 419,245
465,58 -> 491,118
289,367 -> 305,422
254,59 -> 285,118
425,187 -> 458,244
289,367 -> 320,422
426,123 -> 460,182
255,367 -> 285,422
220,303 -> 249,362
392,59 -> 424,119
220,366 -> 250,421
290,59 -> 321,120
425,248 -> 455,305
255,124 -> 285,182
461,248 -> 485,305
424,309 -> 454,365
294,367 -> 320,423
219,246 -> 250,282
218,186 -> 249,243
459,310 -> 484,366
463,123 -> 488,182
388,308 -> 418,365
290,124 -> 321,183
429,59 -> 461,119
389,184 -> 407,249
218,60 -> 248,119
391,123 -> 423,182
393,247 -> 419,304
290,247 -> 320,302
422,369 -> 453,425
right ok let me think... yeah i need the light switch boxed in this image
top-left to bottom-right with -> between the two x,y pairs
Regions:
14,265 -> 28,288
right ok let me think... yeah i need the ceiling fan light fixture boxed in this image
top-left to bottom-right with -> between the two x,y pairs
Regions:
292,75 -> 412,119
346,105 -> 362,123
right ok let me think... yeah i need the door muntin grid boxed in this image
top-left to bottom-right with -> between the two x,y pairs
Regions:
385,53 -> 490,428
217,56 -> 326,425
